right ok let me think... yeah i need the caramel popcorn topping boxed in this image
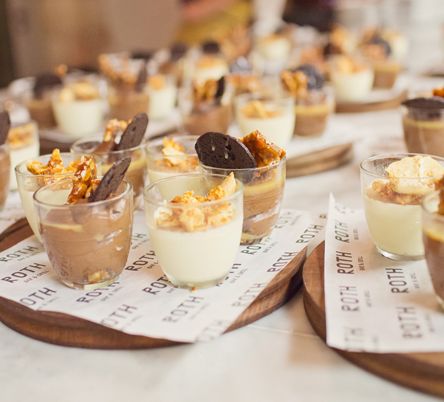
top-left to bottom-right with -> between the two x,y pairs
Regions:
67,156 -> 100,204
7,123 -> 35,149
155,137 -> 199,171
241,131 -> 286,168
27,149 -> 79,176
98,54 -> 142,86
156,173 -> 237,232
227,74 -> 260,94
241,100 -> 281,119
333,56 -> 366,73
280,70 -> 309,98
433,88 -> 444,98
59,82 -> 100,102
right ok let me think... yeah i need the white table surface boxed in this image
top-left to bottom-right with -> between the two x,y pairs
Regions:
1,78 -> 444,402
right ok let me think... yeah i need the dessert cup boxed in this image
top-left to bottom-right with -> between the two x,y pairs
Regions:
15,152 -> 76,242
372,60 -> 401,89
361,153 -> 444,260
422,191 -> 444,309
144,173 -> 243,289
193,55 -> 229,83
0,144 -> 10,210
26,96 -> 56,129
34,179 -> 133,289
402,100 -> 444,156
256,34 -> 291,62
146,75 -> 177,120
108,84 -> 149,121
235,94 -> 295,147
71,137 -> 147,208
146,135 -> 199,199
200,158 -> 286,244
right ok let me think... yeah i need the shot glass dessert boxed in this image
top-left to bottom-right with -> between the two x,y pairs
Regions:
281,64 -> 334,137
144,172 -> 243,289
402,89 -> 444,156
146,135 -> 199,199
179,77 -> 232,135
196,131 -> 286,244
361,154 -> 444,260
422,184 -> 444,308
52,80 -> 105,138
146,74 -> 177,120
235,94 -> 295,148
15,149 -> 78,242
71,113 -> 148,206
329,55 -> 374,103
34,157 -> 133,289
99,53 -> 149,120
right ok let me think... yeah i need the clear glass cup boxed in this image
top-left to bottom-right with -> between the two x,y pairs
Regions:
360,153 -> 444,260
422,191 -> 444,309
0,144 -> 10,210
402,102 -> 444,157
146,134 -> 199,199
71,137 -> 147,208
15,152 -> 76,242
34,178 -> 133,289
144,173 -> 243,289
235,93 -> 295,148
200,158 -> 286,244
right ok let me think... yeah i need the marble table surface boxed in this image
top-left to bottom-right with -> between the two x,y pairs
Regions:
1,78 -> 444,402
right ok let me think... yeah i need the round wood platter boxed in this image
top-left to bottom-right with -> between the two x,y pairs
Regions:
303,242 -> 444,398
0,219 -> 305,349
335,89 -> 407,113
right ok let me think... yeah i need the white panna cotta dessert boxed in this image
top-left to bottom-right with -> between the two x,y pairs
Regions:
193,55 -> 229,83
330,55 -> 374,102
144,173 -> 243,289
52,81 -> 105,139
362,154 -> 444,259
146,74 -> 177,120
146,135 -> 199,200
236,96 -> 295,148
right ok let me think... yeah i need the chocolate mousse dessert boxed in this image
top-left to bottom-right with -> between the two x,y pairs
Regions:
36,157 -> 133,289
26,72 -> 62,128
281,64 -> 332,137
0,112 -> 11,209
72,113 -> 148,202
196,130 -> 286,244
182,77 -> 231,135
402,90 -> 444,156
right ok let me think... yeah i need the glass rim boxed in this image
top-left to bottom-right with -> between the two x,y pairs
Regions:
146,134 -> 199,157
360,153 -> 444,180
15,152 -> 76,179
71,135 -> 147,155
143,172 -> 243,208
235,91 -> 294,104
199,157 -> 285,173
33,178 -> 132,209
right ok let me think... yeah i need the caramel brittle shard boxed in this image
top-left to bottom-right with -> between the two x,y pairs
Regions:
280,70 -> 308,98
27,148 -> 79,176
433,88 -> 444,98
241,131 -> 285,167
95,119 -> 128,153
67,156 -> 99,204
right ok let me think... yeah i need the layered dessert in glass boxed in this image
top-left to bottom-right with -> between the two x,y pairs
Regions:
235,94 -> 295,147
34,157 -> 133,289
281,64 -> 334,137
196,131 -> 286,244
146,74 -> 177,120
422,181 -> 444,308
52,80 -> 105,138
71,113 -> 148,206
361,154 -> 444,260
402,89 -> 444,156
144,172 -> 243,289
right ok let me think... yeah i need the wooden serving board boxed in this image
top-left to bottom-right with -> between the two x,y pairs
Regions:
303,242 -> 444,398
335,90 -> 407,113
0,219 -> 305,349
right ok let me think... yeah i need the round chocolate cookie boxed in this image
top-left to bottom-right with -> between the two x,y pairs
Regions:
0,111 -> 10,146
115,113 -> 149,151
403,97 -> 444,120
88,157 -> 131,202
195,132 -> 256,169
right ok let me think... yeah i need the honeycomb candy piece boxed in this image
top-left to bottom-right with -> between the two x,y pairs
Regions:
67,155 -> 99,204
27,148 -> 72,176
433,88 -> 444,98
241,130 -> 286,167
207,172 -> 236,201
178,207 -> 206,232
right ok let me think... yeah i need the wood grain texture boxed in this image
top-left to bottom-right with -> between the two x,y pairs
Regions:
0,220 -> 305,349
335,90 -> 407,113
303,242 -> 444,398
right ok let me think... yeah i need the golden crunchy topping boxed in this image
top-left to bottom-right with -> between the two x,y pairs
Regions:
241,100 -> 281,119
241,130 -> 286,167
148,74 -> 166,90
94,119 -> 128,153
27,149 -> 79,176
197,55 -> 226,69
156,173 -> 236,232
227,74 -> 260,94
67,156 -> 100,204
369,179 -> 423,205
332,55 -> 367,74
155,138 -> 199,171
433,88 -> 444,98
98,54 -> 139,86
7,123 -> 35,149
59,82 -> 100,102
280,70 -> 309,98
193,79 -> 219,104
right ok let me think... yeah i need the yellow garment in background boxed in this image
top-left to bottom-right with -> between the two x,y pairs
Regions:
176,0 -> 251,45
